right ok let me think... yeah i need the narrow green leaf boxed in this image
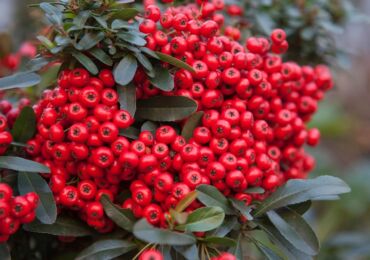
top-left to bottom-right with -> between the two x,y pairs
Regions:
18,172 -> 57,224
181,111 -> 204,141
28,57 -> 50,71
89,48 -> 113,66
203,237 -> 237,247
228,234 -> 243,260
173,244 -> 199,260
119,127 -> 140,140
11,106 -> 36,143
245,187 -> 265,194
0,72 -> 41,90
37,35 -> 55,49
254,241 -> 283,260
93,15 -> 108,29
114,54 -> 138,86
73,10 -> 90,28
133,219 -> 196,246
134,52 -> 153,72
175,190 -> 198,213
117,84 -> 136,116
37,64 -> 61,89
140,47 -> 159,59
169,209 -> 188,225
176,206 -> 225,232
118,32 -> 146,47
141,121 -> 159,134
254,176 -> 351,217
111,20 -> 134,30
229,198 -> 253,221
136,96 -> 197,122
149,66 -> 174,92
40,3 -> 62,25
0,156 -> 50,173
72,51 -> 98,75
288,201 -> 312,215
76,32 -> 105,50
24,216 -> 95,236
155,52 -> 194,72
110,8 -> 139,20
209,216 -> 238,237
101,195 -> 135,232
196,185 -> 234,215
0,244 -> 10,260
76,239 -> 136,260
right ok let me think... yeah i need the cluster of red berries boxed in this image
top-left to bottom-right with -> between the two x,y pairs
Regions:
138,248 -> 236,260
0,42 -> 37,74
0,183 -> 39,242
25,0 -> 332,235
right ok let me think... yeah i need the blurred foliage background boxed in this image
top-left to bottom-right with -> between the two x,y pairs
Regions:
1,0 -> 370,259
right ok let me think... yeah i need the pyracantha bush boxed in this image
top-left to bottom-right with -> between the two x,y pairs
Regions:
0,0 -> 350,259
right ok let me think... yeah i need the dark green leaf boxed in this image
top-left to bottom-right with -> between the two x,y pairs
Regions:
117,84 -> 136,116
140,47 -> 159,59
93,15 -> 108,29
136,96 -> 197,122
175,190 -> 198,213
110,8 -> 139,20
101,195 -> 135,232
141,121 -> 159,134
181,111 -> 204,141
76,32 -> 105,50
202,236 -> 237,247
196,185 -> 234,215
288,201 -> 312,215
254,176 -> 351,217
76,239 -> 136,260
228,234 -> 243,260
0,72 -> 41,90
24,216 -> 95,236
155,52 -> 194,72
134,52 -> 153,72
119,127 -> 140,140
256,219 -> 311,260
176,206 -> 225,232
0,244 -> 10,260
229,198 -> 253,221
114,54 -> 138,86
133,219 -> 196,246
0,156 -> 50,173
40,3 -> 62,25
266,208 -> 319,255
245,187 -> 265,194
18,172 -> 56,224
173,244 -> 199,260
118,32 -> 146,47
11,106 -> 36,143
72,51 -> 98,75
37,35 -> 55,49
149,66 -> 174,92
73,11 -> 90,28
37,64 -> 61,89
209,216 -> 238,237
89,48 -> 113,66
254,241 -> 283,260
111,20 -> 134,30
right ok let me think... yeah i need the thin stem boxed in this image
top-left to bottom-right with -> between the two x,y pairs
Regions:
132,243 -> 154,260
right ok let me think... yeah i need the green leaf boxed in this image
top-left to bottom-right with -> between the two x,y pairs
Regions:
76,239 -> 136,260
93,15 -> 108,29
76,32 -> 105,50
18,172 -> 56,224
37,35 -> 55,49
175,190 -> 198,213
209,216 -> 238,237
73,11 -> 90,28
176,206 -> 225,232
133,219 -> 196,246
0,244 -> 10,260
118,32 -> 146,47
228,234 -> 243,260
196,185 -> 234,215
24,216 -> 95,237
114,54 -> 138,86
100,195 -> 135,232
89,48 -> 113,66
173,244 -> 199,260
202,236 -> 237,247
111,20 -> 134,30
155,52 -> 194,72
169,209 -> 188,225
229,198 -> 253,221
141,121 -> 159,134
119,127 -> 140,140
254,241 -> 283,260
110,8 -> 139,20
288,201 -> 312,215
37,64 -> 61,89
149,66 -> 174,92
11,106 -> 36,143
253,176 -> 351,217
72,51 -> 98,75
117,85 -> 136,116
0,156 -> 50,173
266,208 -> 319,255
181,111 -> 204,141
136,96 -> 197,122
0,72 -> 41,90
140,47 -> 159,59
134,52 -> 153,72
40,3 -> 62,25
256,219 -> 312,260
245,187 -> 265,194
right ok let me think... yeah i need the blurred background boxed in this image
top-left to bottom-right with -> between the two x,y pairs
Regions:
0,0 -> 370,259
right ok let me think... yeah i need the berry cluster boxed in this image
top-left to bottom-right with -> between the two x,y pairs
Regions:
25,0 -> 332,234
0,183 -> 39,242
0,42 -> 37,74
138,249 -> 236,260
